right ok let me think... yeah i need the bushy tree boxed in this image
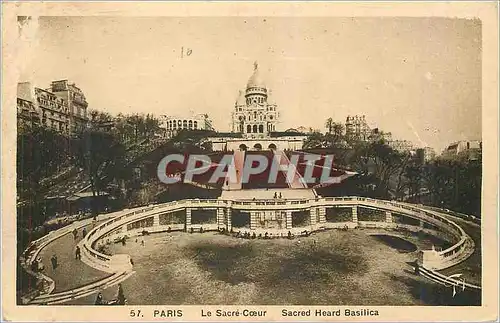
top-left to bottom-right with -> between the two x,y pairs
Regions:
72,129 -> 126,214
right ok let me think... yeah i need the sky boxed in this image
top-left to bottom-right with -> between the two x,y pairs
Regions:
18,16 -> 481,152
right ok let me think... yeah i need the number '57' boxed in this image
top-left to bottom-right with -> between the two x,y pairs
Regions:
130,310 -> 142,317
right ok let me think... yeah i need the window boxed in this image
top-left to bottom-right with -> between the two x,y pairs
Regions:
247,125 -> 252,133
253,125 -> 257,133
259,125 -> 264,133
194,121 -> 198,129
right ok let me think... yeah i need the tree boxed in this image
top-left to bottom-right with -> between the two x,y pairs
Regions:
349,140 -> 407,198
303,131 -> 326,149
420,152 -> 482,216
17,126 -> 70,201
73,129 -> 126,214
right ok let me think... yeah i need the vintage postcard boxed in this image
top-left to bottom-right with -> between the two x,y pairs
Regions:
1,1 -> 498,322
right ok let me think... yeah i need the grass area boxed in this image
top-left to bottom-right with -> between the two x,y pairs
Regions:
67,229 -> 478,306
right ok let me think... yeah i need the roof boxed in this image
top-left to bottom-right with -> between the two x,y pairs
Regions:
67,191 -> 109,201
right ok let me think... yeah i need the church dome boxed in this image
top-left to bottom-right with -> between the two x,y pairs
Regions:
246,61 -> 266,89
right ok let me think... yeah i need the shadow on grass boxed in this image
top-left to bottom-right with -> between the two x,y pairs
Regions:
371,235 -> 417,253
190,244 -> 255,285
273,248 -> 368,285
388,274 -> 481,306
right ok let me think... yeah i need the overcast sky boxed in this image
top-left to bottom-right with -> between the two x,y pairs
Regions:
18,16 -> 481,152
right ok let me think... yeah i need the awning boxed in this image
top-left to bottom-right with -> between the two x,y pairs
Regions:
67,191 -> 109,201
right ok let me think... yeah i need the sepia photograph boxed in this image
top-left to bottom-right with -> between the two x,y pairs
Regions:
2,2 -> 498,322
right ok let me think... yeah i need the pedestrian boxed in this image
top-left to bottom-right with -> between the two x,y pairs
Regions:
37,257 -> 45,272
82,227 -> 87,238
116,283 -> 126,305
72,228 -> 78,240
141,239 -> 145,247
75,246 -> 81,260
279,192 -> 282,199
50,254 -> 58,270
95,292 -> 104,305
274,192 -> 277,199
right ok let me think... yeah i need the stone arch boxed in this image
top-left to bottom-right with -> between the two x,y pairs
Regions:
254,143 -> 262,150
268,143 -> 277,150
239,144 -> 248,151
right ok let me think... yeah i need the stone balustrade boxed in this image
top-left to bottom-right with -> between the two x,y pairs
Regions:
23,196 -> 479,304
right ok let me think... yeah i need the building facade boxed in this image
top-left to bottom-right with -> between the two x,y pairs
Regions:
50,80 -> 89,134
422,146 -> 436,161
388,139 -> 415,153
160,113 -> 214,138
442,140 -> 482,160
17,97 -> 40,131
17,80 -> 89,135
231,62 -> 280,139
35,87 -> 70,134
416,147 -> 437,164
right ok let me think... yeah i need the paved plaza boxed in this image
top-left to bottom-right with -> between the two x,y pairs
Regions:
220,188 -> 317,201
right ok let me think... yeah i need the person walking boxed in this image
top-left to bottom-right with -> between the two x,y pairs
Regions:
95,292 -> 104,305
75,246 -> 81,260
72,228 -> 78,241
82,227 -> 87,238
50,254 -> 58,271
116,283 -> 126,305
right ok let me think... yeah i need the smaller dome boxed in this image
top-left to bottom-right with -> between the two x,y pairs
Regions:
246,61 -> 266,89
235,90 -> 245,106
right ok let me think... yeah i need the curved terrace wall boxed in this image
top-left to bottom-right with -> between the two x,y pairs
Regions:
23,197 -> 479,304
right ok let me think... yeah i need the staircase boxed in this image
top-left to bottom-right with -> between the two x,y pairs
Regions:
273,151 -> 307,189
225,150 -> 245,190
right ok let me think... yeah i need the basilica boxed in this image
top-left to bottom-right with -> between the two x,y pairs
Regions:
210,62 -> 306,151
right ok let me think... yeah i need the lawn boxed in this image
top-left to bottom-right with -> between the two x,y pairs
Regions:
63,229 -> 477,306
